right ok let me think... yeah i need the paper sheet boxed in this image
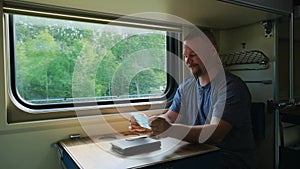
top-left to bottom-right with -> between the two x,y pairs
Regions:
133,114 -> 151,129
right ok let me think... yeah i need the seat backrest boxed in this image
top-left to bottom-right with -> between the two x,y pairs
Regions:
251,102 -> 266,141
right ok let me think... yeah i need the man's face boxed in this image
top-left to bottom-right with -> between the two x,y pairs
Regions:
183,44 -> 207,77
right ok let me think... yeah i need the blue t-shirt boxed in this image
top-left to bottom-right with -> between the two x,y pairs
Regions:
169,71 -> 256,169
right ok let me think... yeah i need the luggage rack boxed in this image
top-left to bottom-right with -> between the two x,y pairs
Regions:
220,50 -> 269,71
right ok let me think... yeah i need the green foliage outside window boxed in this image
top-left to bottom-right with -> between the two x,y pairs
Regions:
14,15 -> 167,104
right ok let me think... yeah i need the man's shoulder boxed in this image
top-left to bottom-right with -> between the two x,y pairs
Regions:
182,77 -> 196,85
225,71 -> 251,98
179,77 -> 197,89
225,71 -> 244,84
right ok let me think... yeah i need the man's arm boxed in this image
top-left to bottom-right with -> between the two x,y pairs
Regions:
183,117 -> 232,143
129,110 -> 179,132
157,110 -> 179,123
151,116 -> 232,144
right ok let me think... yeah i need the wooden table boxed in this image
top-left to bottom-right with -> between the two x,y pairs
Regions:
58,133 -> 221,169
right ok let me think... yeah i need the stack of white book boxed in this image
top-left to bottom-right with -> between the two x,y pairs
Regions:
110,136 -> 161,155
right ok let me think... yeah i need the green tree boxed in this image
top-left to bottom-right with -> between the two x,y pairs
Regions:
20,30 -> 60,100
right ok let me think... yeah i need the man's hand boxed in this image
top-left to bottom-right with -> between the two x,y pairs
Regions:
150,117 -> 172,137
129,114 -> 151,132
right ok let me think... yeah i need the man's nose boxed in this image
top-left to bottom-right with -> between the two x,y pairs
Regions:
185,57 -> 192,65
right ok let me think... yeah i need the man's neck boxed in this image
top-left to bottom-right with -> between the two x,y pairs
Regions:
198,68 -> 220,86
198,74 -> 210,86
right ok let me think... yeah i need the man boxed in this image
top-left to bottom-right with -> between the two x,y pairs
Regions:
131,29 -> 256,169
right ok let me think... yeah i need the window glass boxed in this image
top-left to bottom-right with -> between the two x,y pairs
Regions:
13,14 -> 167,105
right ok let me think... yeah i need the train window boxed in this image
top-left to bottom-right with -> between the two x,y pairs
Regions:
4,1 -> 180,114
12,14 -> 167,106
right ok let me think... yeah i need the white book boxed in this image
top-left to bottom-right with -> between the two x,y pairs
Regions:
111,136 -> 161,155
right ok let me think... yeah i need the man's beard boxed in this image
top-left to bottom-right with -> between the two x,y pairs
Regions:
193,68 -> 202,78
191,64 -> 206,78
